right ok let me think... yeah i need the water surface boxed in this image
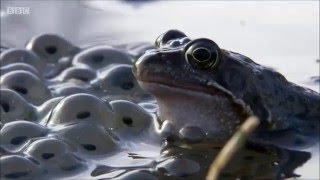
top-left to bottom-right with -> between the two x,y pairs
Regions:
1,1 -> 319,179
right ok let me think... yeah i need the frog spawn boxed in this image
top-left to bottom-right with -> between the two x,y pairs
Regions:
0,95 -> 158,179
49,47 -> 148,100
0,34 -> 308,179
0,155 -> 43,179
92,64 -> 144,96
0,121 -> 48,153
0,89 -> 37,123
0,49 -> 46,74
0,35 -> 168,179
1,70 -> 52,105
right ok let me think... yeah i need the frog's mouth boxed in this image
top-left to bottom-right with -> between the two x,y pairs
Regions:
134,72 -> 230,98
133,52 -> 234,98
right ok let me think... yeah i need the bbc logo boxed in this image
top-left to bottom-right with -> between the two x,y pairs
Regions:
7,7 -> 30,15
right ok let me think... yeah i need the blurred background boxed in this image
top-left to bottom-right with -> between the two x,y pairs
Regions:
1,1 -> 319,92
1,1 -> 319,178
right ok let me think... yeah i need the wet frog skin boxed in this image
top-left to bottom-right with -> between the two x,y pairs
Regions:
133,30 -> 320,148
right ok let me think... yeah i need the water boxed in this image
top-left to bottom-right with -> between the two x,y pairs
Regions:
1,1 -> 319,179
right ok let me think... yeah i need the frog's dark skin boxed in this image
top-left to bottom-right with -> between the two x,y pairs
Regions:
133,30 -> 320,149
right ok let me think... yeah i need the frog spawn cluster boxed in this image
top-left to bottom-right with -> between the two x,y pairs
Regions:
0,34 -> 205,179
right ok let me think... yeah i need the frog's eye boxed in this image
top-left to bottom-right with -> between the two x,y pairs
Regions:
184,39 -> 221,70
155,30 -> 187,47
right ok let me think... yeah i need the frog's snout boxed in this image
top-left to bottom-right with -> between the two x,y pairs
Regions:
133,52 -> 161,80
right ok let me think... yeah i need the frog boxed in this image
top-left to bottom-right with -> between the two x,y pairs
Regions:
133,29 -> 320,149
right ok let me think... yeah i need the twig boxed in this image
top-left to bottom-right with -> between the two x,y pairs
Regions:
206,116 -> 260,180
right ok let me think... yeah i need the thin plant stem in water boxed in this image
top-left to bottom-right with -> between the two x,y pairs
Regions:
206,116 -> 260,180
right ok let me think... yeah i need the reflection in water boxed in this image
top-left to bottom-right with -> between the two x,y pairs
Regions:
160,138 -> 311,179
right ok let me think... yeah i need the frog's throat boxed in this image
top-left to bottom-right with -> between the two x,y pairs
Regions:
138,81 -> 252,139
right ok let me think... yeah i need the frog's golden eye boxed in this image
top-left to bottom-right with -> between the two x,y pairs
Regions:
184,38 -> 221,70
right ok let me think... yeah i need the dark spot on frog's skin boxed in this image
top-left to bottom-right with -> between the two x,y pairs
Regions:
220,68 -> 246,93
257,74 -> 264,80
243,93 -> 269,126
287,95 -> 295,102
295,112 -> 307,120
306,123 -> 317,131
296,97 -> 310,115
276,86 -> 284,95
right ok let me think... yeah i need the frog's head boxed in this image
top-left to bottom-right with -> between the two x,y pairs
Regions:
133,30 -> 272,138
